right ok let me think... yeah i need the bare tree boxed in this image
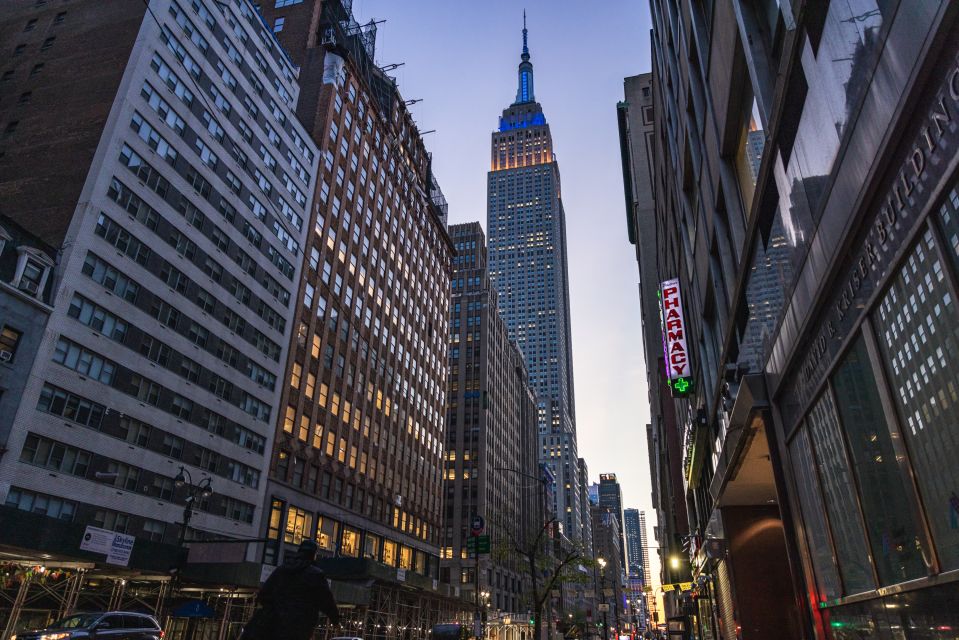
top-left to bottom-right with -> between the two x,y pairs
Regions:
493,514 -> 590,640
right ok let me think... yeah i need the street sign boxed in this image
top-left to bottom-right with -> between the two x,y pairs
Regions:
598,604 -> 610,613
470,515 -> 485,536
465,535 -> 490,554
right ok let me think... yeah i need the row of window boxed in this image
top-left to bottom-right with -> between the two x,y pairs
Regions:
37,381 -> 261,488
266,497 -> 432,574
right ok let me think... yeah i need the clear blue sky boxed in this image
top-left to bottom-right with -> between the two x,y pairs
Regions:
352,0 -> 656,542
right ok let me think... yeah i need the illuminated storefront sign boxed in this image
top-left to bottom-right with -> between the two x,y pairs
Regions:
660,278 -> 692,396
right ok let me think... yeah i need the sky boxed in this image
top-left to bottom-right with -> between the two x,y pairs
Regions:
350,0 -> 659,572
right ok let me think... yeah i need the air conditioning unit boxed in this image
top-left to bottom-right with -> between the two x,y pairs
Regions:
19,279 -> 39,295
0,350 -> 12,363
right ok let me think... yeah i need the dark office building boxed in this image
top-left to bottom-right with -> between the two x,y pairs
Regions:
598,473 -> 626,568
628,1 -> 959,638
442,222 -> 539,616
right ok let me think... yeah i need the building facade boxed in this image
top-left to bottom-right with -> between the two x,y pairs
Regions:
486,18 -> 585,546
590,505 -> 625,636
630,0 -> 959,638
0,0 -> 314,562
442,222 -> 539,616
623,508 -> 642,579
257,0 -> 462,634
598,473 -> 626,568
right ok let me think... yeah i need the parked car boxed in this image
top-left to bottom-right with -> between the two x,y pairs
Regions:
11,611 -> 164,639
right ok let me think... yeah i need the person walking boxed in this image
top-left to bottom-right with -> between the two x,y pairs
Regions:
240,540 -> 341,640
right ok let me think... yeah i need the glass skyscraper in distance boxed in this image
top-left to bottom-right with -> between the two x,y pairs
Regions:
486,17 -> 582,542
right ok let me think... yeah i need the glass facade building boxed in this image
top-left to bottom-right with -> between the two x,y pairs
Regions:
631,0 -> 959,638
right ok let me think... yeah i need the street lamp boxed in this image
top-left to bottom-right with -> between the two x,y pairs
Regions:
596,558 -> 608,640
174,466 -> 213,547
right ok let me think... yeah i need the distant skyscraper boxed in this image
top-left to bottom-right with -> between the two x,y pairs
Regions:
623,508 -> 643,578
639,510 -> 651,587
487,15 -> 583,543
598,474 -> 625,566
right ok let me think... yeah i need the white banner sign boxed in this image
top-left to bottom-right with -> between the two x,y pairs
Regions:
106,532 -> 135,566
661,278 -> 690,380
80,526 -> 135,566
80,526 -> 114,554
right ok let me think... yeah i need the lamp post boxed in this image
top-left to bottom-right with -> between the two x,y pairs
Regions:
174,466 -> 213,550
597,558 -> 608,640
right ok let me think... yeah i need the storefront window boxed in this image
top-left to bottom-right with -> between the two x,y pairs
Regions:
789,428 -> 842,602
831,337 -> 927,584
364,533 -> 380,560
806,392 -> 875,594
399,545 -> 413,570
874,227 -> 959,569
316,516 -> 339,552
284,505 -> 313,545
340,527 -> 360,557
382,539 -> 397,566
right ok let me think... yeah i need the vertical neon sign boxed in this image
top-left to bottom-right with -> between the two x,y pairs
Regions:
660,278 -> 693,396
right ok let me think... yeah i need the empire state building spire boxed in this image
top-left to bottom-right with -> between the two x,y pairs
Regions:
515,12 -> 534,104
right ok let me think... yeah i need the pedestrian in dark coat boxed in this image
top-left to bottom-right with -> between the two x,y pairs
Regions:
240,540 -> 340,640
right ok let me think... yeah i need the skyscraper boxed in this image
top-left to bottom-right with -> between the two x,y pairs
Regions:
598,474 -> 625,567
486,16 -> 583,544
623,508 -> 642,578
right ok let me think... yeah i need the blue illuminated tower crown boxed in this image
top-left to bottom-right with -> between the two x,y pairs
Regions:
515,11 -> 534,104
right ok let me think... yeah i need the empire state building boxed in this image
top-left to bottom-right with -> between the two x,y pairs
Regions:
486,17 -> 584,543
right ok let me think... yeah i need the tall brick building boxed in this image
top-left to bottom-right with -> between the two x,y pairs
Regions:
258,0 -> 462,632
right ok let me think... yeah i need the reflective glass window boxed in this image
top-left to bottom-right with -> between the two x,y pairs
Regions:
874,227 -> 959,569
807,391 -> 875,594
832,336 -> 927,584
789,427 -> 842,601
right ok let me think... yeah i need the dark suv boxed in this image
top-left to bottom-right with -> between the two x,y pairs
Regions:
12,611 -> 164,639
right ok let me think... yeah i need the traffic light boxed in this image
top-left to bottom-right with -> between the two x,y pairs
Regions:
529,614 -> 535,625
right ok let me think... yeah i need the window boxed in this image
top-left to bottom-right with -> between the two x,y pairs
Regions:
14,247 -> 52,296
13,45 -> 25,57
805,392 -> 876,594
41,36 -> 55,51
316,517 -> 339,551
30,63 -> 44,76
24,18 -> 37,31
0,326 -> 22,362
5,487 -> 76,521
275,0 -> 303,6
341,527 -> 360,557
54,11 -> 67,24
53,337 -> 116,384
284,505 -> 313,544
4,121 -> 18,136
273,17 -> 285,32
